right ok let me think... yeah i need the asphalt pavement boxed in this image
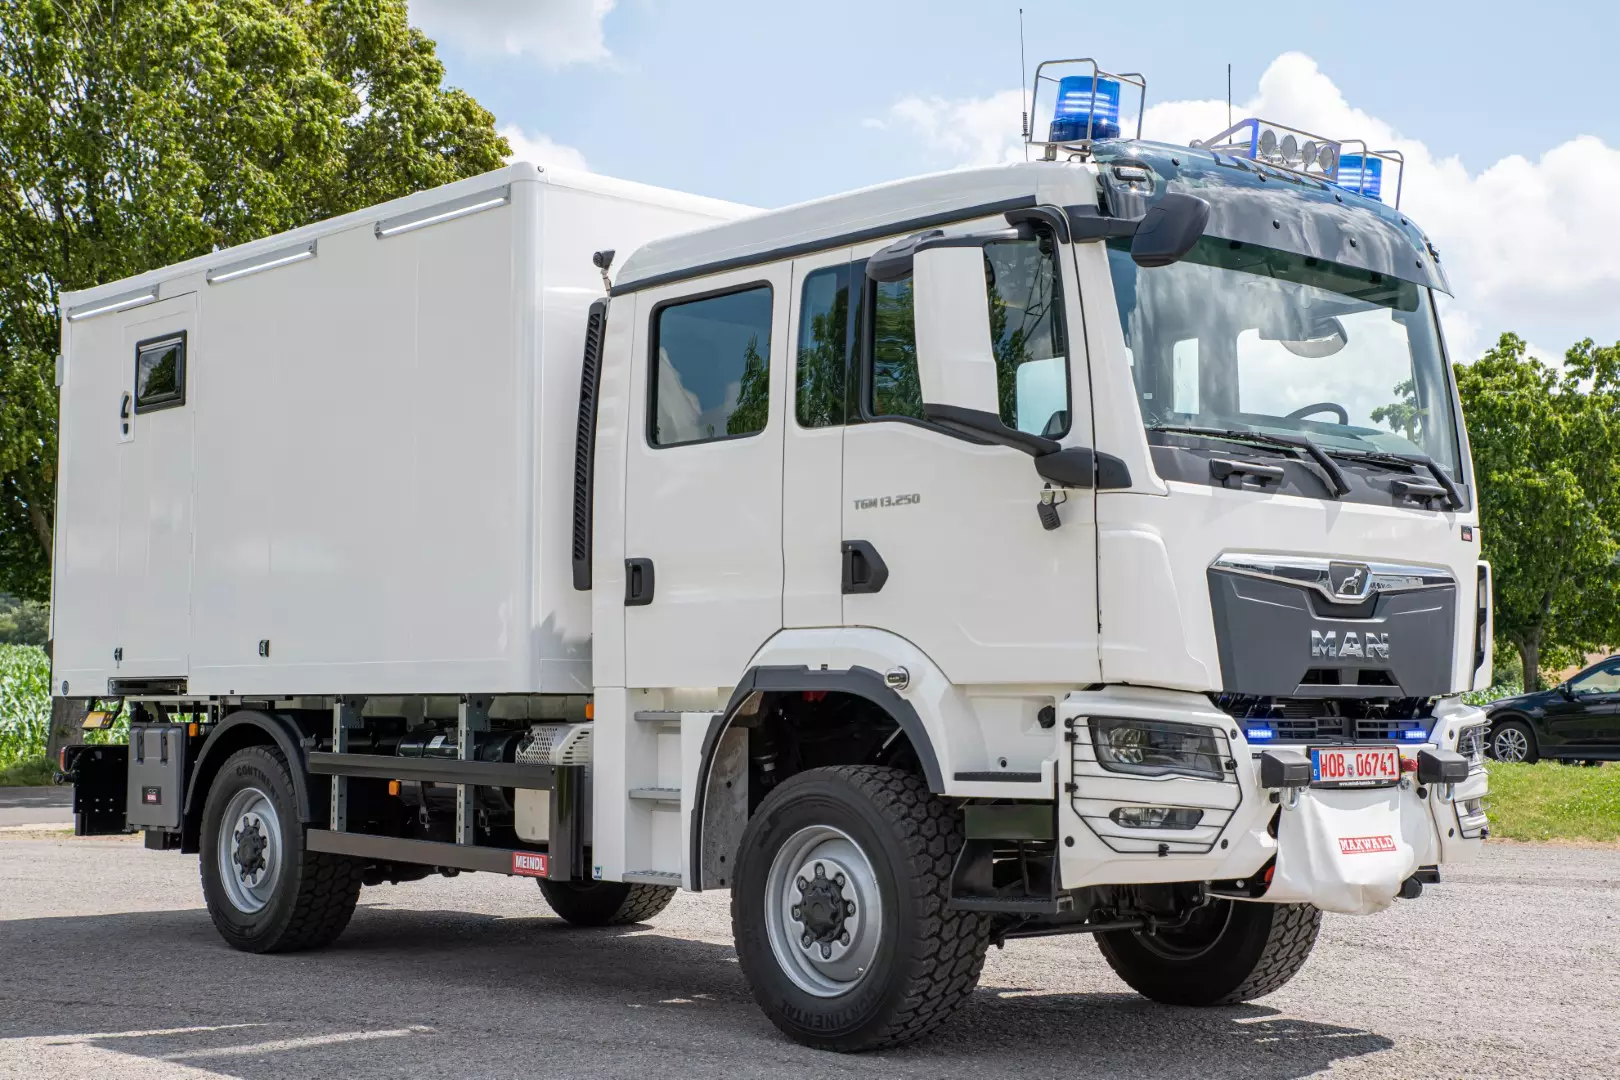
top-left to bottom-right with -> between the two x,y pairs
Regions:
0,786 -> 71,828
1,832 -> 1616,1079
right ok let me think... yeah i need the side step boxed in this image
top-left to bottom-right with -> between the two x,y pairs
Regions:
628,787 -> 682,803
623,869 -> 682,887
307,829 -> 553,878
633,710 -> 718,731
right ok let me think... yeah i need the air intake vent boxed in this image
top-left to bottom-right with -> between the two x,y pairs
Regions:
571,299 -> 608,590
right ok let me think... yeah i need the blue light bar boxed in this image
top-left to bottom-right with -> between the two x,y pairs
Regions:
1050,75 -> 1121,142
1245,725 -> 1276,742
1337,154 -> 1383,199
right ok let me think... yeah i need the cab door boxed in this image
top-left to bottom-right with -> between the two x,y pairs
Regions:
782,248 -> 854,628
623,266 -> 792,689
839,222 -> 1100,685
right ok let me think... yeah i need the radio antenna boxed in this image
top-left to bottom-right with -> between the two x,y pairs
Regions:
1019,8 -> 1029,140
1227,63 -> 1233,129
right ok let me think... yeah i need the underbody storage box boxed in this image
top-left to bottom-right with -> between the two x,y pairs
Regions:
125,724 -> 186,830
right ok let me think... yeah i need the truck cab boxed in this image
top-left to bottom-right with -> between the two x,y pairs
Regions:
55,59 -> 1493,1054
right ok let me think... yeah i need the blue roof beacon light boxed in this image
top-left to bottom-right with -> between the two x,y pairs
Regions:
1026,59 -> 1146,159
1050,75 -> 1121,142
1337,154 -> 1383,200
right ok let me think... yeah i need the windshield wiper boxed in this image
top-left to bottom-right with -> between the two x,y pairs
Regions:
1326,448 -> 1463,509
1149,425 -> 1350,498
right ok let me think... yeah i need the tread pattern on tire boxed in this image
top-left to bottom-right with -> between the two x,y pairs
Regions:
203,745 -> 364,953
609,884 -> 677,925
1215,902 -> 1321,1003
1097,900 -> 1321,1005
740,765 -> 990,1050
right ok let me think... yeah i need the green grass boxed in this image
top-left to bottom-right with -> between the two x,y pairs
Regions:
0,756 -> 55,786
1485,760 -> 1620,843
0,644 -> 50,779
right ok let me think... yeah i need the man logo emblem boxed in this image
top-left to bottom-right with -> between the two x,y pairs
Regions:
1329,561 -> 1371,600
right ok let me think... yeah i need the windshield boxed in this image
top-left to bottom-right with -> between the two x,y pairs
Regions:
1106,236 -> 1461,474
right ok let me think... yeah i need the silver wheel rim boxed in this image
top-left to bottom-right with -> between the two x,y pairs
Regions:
1493,727 -> 1529,762
217,786 -> 282,914
763,825 -> 883,998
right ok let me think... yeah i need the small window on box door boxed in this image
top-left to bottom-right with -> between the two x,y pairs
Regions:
134,332 -> 186,413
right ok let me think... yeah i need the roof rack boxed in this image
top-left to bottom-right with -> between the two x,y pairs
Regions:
1195,118 -> 1406,209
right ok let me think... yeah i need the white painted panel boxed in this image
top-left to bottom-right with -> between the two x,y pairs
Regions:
623,264 -> 791,689
782,248 -> 851,628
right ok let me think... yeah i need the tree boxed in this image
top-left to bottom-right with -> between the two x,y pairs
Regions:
0,0 -> 510,601
1456,332 -> 1620,689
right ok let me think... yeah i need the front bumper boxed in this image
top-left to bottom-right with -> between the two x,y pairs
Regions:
1057,687 -> 1488,914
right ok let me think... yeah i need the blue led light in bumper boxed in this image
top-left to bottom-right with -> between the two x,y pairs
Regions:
1245,724 -> 1275,742
1050,75 -> 1121,142
1403,727 -> 1428,740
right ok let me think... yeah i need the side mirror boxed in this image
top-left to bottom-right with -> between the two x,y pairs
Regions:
910,245 -> 1002,420
1129,192 -> 1210,268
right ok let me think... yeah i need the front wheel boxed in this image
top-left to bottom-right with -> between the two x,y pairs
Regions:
1096,899 -> 1321,1006
731,766 -> 990,1052
1488,719 -> 1538,763
199,745 -> 363,953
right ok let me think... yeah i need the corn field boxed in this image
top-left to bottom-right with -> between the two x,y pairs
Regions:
0,645 -> 51,767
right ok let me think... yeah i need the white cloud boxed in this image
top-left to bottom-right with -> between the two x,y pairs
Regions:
499,125 -> 588,171
878,53 -> 1620,360
409,0 -> 615,67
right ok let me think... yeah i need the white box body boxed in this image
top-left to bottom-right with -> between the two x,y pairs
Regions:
52,164 -> 747,698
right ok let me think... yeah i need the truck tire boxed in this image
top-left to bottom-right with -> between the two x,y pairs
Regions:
1095,899 -> 1320,1006
538,879 -> 675,926
730,765 -> 990,1052
199,744 -> 362,953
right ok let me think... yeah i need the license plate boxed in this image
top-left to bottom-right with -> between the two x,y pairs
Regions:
1311,746 -> 1399,786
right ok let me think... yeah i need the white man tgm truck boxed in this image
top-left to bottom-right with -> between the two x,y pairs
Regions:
54,61 -> 1494,1051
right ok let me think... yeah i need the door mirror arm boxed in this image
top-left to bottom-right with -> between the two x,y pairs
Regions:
919,404 -> 1130,490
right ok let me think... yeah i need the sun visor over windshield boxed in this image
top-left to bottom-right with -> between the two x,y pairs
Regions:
1090,142 -> 1451,295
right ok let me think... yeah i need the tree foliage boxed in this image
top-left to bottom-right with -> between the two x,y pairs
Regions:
0,0 -> 509,600
1457,332 -> 1620,689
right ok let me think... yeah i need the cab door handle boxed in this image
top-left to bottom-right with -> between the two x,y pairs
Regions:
842,541 -> 888,595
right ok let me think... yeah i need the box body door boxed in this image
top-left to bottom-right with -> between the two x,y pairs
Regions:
54,295 -> 198,690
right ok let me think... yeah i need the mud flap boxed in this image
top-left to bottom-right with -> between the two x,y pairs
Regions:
1262,786 -> 1436,915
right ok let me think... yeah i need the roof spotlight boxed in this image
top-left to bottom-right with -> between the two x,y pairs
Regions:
1258,128 -> 1278,160
1280,134 -> 1299,166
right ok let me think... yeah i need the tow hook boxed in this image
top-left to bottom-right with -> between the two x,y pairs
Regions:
1259,749 -> 1311,811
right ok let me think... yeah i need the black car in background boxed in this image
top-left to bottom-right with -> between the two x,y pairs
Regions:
1485,655 -> 1620,763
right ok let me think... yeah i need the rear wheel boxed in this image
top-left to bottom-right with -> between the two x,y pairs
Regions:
537,879 -> 675,926
199,745 -> 362,953
731,765 -> 990,1052
1488,719 -> 1537,763
1095,899 -> 1320,1006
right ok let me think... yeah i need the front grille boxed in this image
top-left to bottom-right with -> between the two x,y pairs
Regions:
1212,694 -> 1433,743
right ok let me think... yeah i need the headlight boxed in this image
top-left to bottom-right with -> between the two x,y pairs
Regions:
1090,718 -> 1228,781
1458,724 -> 1487,769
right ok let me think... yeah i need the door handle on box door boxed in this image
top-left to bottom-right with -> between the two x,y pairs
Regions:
119,391 -> 133,439
624,558 -> 655,606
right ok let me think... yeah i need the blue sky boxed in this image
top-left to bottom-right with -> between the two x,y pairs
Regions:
409,0 -> 1620,360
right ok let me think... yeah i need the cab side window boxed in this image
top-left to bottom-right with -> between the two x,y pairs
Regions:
795,266 -> 850,428
861,230 -> 1069,435
650,285 -> 772,447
